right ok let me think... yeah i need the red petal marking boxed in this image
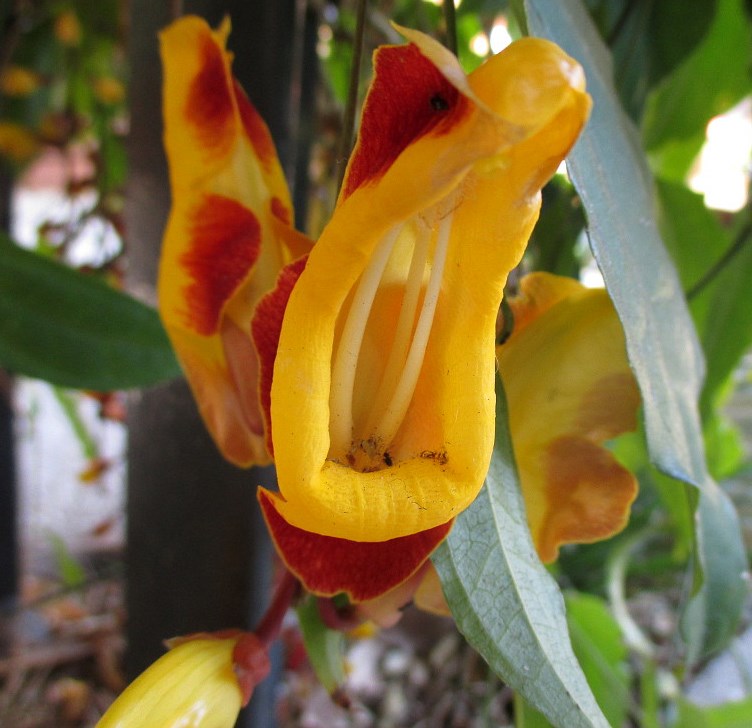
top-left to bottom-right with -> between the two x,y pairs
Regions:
342,43 -> 469,200
181,195 -> 261,336
258,489 -> 453,602
234,79 -> 275,170
251,256 -> 308,456
270,196 -> 291,226
186,34 -> 235,156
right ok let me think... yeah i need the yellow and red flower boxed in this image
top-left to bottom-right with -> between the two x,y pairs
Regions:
251,29 -> 592,599
159,16 -> 312,468
158,16 -> 637,608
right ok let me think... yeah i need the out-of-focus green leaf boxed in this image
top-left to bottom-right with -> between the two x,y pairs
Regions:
604,0 -> 719,120
52,387 -> 98,460
674,697 -> 752,728
295,595 -> 346,694
566,593 -> 631,728
527,176 -> 585,278
0,235 -> 181,389
49,533 -> 86,588
642,0 -> 752,181
526,0 -> 708,488
657,182 -> 752,417
433,381 -> 609,728
681,479 -> 748,665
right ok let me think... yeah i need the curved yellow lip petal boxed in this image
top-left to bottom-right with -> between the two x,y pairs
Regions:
270,32 -> 591,542
499,273 -> 640,562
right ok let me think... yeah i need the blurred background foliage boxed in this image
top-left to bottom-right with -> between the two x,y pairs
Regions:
0,0 -> 751,726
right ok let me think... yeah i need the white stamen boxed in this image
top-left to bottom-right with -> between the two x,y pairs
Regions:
371,212 -> 453,447
329,225 -> 401,457
363,222 -> 430,436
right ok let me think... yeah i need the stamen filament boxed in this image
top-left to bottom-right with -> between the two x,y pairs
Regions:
363,222 -> 430,436
371,212 -> 453,447
329,225 -> 401,457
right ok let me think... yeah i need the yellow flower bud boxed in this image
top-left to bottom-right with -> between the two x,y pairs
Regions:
97,638 -> 243,727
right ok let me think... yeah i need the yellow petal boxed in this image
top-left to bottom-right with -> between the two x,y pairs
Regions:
498,273 -> 640,562
270,31 -> 590,541
97,638 -> 241,728
158,16 -> 312,467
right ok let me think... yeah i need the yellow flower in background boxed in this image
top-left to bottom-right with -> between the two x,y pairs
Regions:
97,632 -> 270,728
94,76 -> 126,105
0,66 -> 41,96
0,122 -> 39,163
55,9 -> 82,47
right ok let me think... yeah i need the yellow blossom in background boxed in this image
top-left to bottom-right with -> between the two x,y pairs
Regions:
94,76 -> 126,105
0,122 -> 39,163
55,9 -> 82,47
0,66 -> 42,96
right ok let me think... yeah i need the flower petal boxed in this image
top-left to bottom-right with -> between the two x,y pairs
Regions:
270,31 -> 591,541
97,637 -> 248,727
498,273 -> 640,562
258,488 -> 452,602
158,16 -> 312,467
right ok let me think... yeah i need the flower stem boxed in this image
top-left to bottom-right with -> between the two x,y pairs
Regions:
254,569 -> 300,647
442,0 -> 457,55
337,0 -> 368,192
686,219 -> 751,301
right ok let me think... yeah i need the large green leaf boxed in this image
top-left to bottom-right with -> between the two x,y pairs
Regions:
526,0 -> 708,488
433,383 -> 609,728
0,236 -> 181,389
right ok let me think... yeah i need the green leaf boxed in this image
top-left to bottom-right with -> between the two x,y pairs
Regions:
526,0 -> 708,488
295,595 -> 346,694
642,0 -> 752,179
681,479 -> 748,665
49,532 -> 86,588
0,235 -> 181,390
566,593 -> 632,728
433,382 -> 609,728
657,181 -> 752,415
606,0 -> 719,121
674,697 -> 752,728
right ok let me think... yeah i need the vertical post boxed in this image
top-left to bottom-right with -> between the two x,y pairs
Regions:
125,2 -> 301,725
0,167 -> 18,614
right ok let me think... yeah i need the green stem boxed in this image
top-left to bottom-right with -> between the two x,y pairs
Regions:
442,0 -> 457,55
686,220 -> 752,300
336,0 -> 368,193
52,386 -> 98,460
